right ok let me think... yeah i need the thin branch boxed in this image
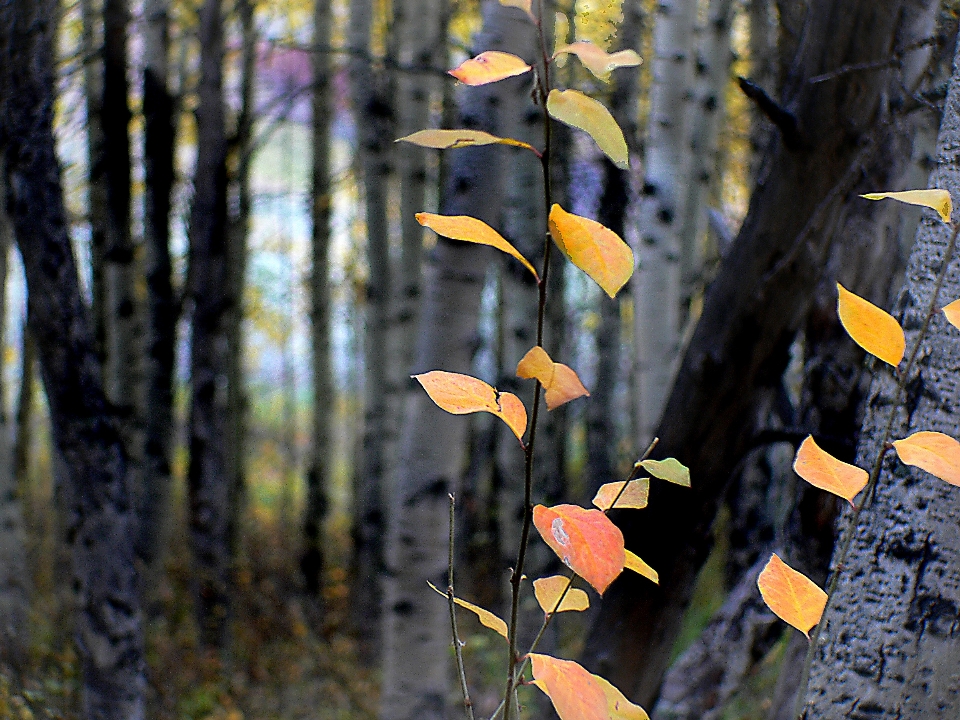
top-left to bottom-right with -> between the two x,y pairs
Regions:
809,35 -> 942,84
447,494 -> 476,720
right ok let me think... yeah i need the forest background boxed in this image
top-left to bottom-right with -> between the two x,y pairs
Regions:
2,0 -> 960,719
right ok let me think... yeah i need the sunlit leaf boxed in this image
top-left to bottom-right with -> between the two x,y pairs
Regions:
943,298 -> 960,330
592,478 -> 650,511
836,283 -> 905,367
546,89 -> 629,169
416,213 -> 539,280
449,51 -> 531,85
516,346 -> 589,410
861,189 -> 952,223
499,0 -> 534,20
549,204 -> 634,298
793,435 -> 867,506
533,575 -> 590,614
414,371 -> 527,441
893,431 -> 960,487
757,553 -> 827,638
528,654 -> 608,720
623,549 -> 658,584
595,675 -> 650,720
533,504 -> 625,594
638,458 -> 691,487
553,41 -> 642,80
427,582 -> 508,639
396,129 -> 537,153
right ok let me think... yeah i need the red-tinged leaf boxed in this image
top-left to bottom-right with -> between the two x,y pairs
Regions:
861,189 -> 952,223
836,283 -> 905,366
943,298 -> 960,330
396,129 -> 537,153
549,204 -> 634,298
623,549 -> 658,584
414,371 -> 526,441
449,51 -> 531,85
427,582 -> 508,639
793,435 -> 868,505
595,675 -> 650,720
533,504 -> 625,593
592,478 -> 650,511
893,431 -> 960,486
533,575 -> 590,614
547,89 -> 629,169
757,553 -> 827,638
528,654 -> 608,720
416,213 -> 539,280
516,346 -> 589,409
553,41 -> 642,81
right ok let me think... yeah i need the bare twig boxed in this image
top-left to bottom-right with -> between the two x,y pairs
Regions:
447,494 -> 476,720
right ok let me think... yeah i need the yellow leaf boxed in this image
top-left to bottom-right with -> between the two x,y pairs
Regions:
427,582 -> 508,639
516,345 -> 589,409
893,431 -> 960,486
449,51 -> 531,86
499,0 -> 534,20
595,675 -> 650,720
528,655 -> 609,720
623,549 -> 658,584
943,298 -> 960,330
793,436 -> 868,506
836,283 -> 905,366
549,204 -> 634,298
416,213 -> 539,280
592,478 -> 650,511
546,89 -> 629,169
396,129 -> 537,153
533,504 -> 625,594
757,554 -> 827,638
533,575 -> 590,614
861,189 -> 952,223
638,458 -> 691,487
414,371 -> 527,441
553,41 -> 642,81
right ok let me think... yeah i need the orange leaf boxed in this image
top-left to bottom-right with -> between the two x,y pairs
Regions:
943,298 -> 960,330
836,283 -> 905,366
893,431 -> 960,486
591,478 -> 650,511
414,371 -> 526,441
516,346 -> 589,409
396,129 -> 537,153
449,51 -> 531,85
861,189 -> 952,223
595,675 -> 650,720
793,435 -> 868,505
427,582 -> 508,639
546,89 -> 629,169
528,655 -> 608,720
533,575 -> 590,614
623,549 -> 658,584
757,554 -> 827,638
549,204 -> 634,298
416,213 -> 539,280
533,504 -> 625,594
553,41 -> 642,81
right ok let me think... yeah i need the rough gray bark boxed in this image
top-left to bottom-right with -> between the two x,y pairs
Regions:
13,326 -> 34,491
798,29 -> 960,720
0,0 -> 146,715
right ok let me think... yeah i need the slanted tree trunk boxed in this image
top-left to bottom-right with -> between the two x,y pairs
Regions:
0,0 -> 145,715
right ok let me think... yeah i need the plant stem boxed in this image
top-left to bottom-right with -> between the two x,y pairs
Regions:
447,494 -> 476,720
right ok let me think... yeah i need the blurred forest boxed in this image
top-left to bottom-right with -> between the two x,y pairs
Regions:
1,0 -> 959,718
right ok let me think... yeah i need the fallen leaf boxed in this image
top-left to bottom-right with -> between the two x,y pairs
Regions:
553,41 -> 642,80
516,345 -> 589,409
547,89 -> 629,169
893,431 -> 960,486
549,204 -> 634,298
623,549 -> 658,584
595,675 -> 650,720
427,582 -> 508,639
861,189 -> 952,223
836,283 -> 905,367
592,478 -> 650,511
414,371 -> 527,441
943,298 -> 960,330
757,553 -> 827,638
793,435 -> 868,505
528,654 -> 608,720
449,51 -> 531,85
416,213 -> 539,280
533,504 -> 625,593
396,129 -> 537,153
638,458 -> 691,487
533,575 -> 590,614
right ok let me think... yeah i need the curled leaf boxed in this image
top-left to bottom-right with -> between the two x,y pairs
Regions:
533,504 -> 625,594
943,298 -> 960,330
638,458 -> 691,487
396,129 -> 537,153
837,283 -> 905,367
416,213 -> 539,280
549,204 -> 634,298
861,189 -> 952,223
516,346 -> 589,409
623,549 -> 658,584
793,435 -> 867,505
893,431 -> 960,486
427,582 -> 508,639
757,553 -> 827,638
592,478 -> 650,511
414,371 -> 527,441
449,51 -> 531,85
553,41 -> 642,80
528,654 -> 608,720
533,575 -> 590,614
547,89 -> 629,169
